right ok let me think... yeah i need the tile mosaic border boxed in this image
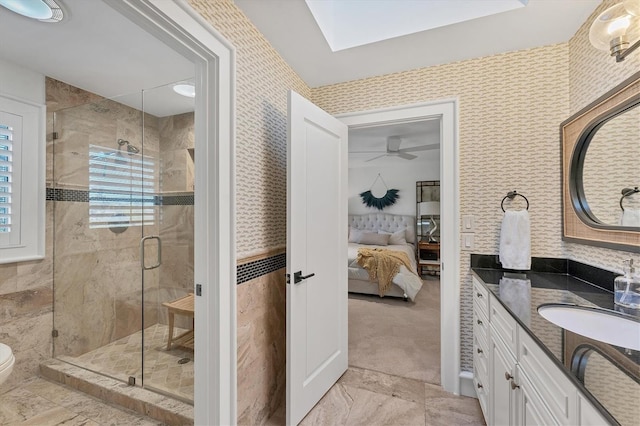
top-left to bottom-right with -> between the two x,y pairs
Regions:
237,253 -> 286,285
45,187 -> 194,206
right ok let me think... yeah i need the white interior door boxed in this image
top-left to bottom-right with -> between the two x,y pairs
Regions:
286,90 -> 348,425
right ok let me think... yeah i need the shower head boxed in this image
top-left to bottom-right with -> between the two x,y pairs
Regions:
117,139 -> 140,155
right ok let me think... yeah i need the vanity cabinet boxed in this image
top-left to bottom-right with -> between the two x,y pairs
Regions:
471,277 -> 611,426
472,279 -> 490,419
489,328 -> 518,426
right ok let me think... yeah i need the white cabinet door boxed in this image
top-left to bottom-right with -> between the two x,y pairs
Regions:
577,393 -> 614,426
517,366 -> 558,426
490,331 -> 518,426
286,90 -> 349,425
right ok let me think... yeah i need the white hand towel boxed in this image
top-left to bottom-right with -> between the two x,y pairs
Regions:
499,210 -> 531,270
499,277 -> 531,326
620,209 -> 640,227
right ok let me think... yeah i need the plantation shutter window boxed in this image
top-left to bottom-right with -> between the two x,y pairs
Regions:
0,94 -> 45,264
0,112 -> 23,247
89,145 -> 155,229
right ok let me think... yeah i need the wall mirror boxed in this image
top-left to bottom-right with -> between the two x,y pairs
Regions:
416,180 -> 440,242
562,71 -> 640,250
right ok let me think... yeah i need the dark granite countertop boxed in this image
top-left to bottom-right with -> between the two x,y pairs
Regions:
470,255 -> 640,426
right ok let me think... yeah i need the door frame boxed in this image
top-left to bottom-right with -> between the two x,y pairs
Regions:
338,98 -> 461,395
108,1 -> 237,424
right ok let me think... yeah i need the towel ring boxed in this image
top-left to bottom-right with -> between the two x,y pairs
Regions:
620,187 -> 639,211
501,191 -> 529,212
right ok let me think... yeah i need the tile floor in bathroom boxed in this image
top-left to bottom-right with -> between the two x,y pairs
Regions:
2,370 -> 483,426
0,377 -> 161,425
58,323 -> 193,403
265,366 -> 485,426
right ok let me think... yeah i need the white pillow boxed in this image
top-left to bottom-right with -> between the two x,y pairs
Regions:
379,228 -> 407,245
349,227 -> 365,243
358,231 -> 390,246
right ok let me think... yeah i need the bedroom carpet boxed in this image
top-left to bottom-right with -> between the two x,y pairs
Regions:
347,276 -> 441,384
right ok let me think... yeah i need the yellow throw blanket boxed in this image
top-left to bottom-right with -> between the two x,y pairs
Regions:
356,248 -> 415,297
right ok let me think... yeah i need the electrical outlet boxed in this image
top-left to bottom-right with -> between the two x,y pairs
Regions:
462,215 -> 475,231
462,233 -> 474,251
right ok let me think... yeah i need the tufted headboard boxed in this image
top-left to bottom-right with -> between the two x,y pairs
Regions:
348,213 -> 416,244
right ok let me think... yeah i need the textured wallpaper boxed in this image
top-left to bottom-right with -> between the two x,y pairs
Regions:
187,0 -> 638,377
565,0 -> 640,270
312,44 -> 570,371
188,0 -> 311,260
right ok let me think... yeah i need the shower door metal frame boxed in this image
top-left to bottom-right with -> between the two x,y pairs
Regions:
108,1 -> 237,424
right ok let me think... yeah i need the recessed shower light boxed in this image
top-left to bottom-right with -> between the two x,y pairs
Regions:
173,83 -> 196,98
0,0 -> 64,23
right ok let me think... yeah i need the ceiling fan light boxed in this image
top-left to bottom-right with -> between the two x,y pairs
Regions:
0,0 -> 64,22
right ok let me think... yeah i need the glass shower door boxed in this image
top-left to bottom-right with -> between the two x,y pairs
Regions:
140,80 -> 195,403
51,89 -> 145,385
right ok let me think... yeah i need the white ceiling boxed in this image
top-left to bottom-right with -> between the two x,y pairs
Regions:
235,0 -> 601,88
0,0 -> 601,113
349,119 -> 440,167
0,0 -> 195,117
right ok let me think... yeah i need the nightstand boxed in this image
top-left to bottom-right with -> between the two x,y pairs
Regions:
418,241 -> 440,276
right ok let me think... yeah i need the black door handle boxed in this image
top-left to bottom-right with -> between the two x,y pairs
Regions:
294,271 -> 315,284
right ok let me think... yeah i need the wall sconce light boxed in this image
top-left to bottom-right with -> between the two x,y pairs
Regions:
589,0 -> 640,62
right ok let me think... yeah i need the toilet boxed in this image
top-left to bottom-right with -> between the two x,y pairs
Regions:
0,343 -> 15,385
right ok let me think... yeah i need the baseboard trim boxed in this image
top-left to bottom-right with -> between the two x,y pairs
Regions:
459,371 -> 477,398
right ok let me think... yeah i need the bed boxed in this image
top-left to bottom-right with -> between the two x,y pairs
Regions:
348,213 -> 423,301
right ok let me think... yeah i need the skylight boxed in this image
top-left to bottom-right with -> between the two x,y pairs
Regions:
305,0 -> 528,52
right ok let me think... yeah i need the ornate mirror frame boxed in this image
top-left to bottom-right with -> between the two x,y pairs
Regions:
561,71 -> 640,251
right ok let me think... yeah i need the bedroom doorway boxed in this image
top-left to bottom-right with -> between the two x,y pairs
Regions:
339,99 -> 460,395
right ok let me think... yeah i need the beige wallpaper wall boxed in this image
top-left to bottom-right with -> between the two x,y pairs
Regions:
312,44 -> 570,371
186,1 -> 310,423
564,0 -> 640,269
189,0 -> 311,261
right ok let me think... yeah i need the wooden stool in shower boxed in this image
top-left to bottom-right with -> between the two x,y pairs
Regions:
162,293 -> 195,350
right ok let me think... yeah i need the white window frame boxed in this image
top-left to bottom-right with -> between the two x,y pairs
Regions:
0,94 -> 45,264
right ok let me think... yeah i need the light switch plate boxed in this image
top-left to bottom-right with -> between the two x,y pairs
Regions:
462,215 -> 475,231
461,233 -> 474,251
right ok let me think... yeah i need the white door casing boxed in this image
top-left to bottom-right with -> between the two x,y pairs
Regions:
287,90 -> 349,425
107,1 -> 236,424
338,99 -> 460,395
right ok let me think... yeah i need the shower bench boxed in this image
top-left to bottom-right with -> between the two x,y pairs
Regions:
162,293 -> 194,350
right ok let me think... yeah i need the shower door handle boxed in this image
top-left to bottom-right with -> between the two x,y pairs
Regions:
140,235 -> 162,270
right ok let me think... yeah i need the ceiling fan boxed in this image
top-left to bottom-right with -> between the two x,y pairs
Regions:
351,136 -> 439,162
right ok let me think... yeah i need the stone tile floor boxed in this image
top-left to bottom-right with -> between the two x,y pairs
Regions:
0,377 -> 162,425
4,370 -> 482,426
267,366 -> 485,426
59,324 -> 193,403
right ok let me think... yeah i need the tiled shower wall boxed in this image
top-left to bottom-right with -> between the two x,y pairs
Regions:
49,79 -> 162,357
49,80 -> 196,355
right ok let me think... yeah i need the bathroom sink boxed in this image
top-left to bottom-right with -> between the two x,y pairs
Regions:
537,304 -> 640,351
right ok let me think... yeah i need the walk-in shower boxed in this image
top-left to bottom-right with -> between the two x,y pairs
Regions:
50,78 -> 196,403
